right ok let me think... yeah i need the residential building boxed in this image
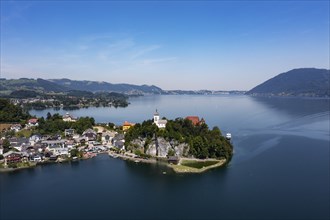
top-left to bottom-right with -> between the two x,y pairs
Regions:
42,140 -> 69,156
82,129 -> 97,141
101,131 -> 116,144
63,113 -> 77,122
9,137 -> 30,152
3,151 -> 23,163
64,129 -> 75,137
122,121 -> 135,131
10,124 -> 22,132
186,116 -> 205,126
112,134 -> 125,151
29,134 -> 41,146
28,118 -> 39,127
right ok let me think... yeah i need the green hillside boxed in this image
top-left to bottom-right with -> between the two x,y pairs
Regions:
246,68 -> 330,97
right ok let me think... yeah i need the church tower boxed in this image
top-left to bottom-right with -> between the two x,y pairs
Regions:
153,109 -> 159,124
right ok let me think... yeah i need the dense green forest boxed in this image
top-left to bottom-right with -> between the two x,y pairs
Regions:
36,113 -> 95,135
125,118 -> 233,160
0,78 -> 130,109
0,98 -> 30,123
0,98 -> 95,136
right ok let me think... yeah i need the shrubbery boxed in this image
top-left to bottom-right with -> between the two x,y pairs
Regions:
125,118 -> 233,160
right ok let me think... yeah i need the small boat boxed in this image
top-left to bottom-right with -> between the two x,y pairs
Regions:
134,160 -> 140,163
226,133 -> 232,140
72,156 -> 79,162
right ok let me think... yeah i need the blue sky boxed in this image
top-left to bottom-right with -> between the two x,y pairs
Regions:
1,0 -> 329,90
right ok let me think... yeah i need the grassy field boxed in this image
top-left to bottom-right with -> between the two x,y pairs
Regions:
180,160 -> 220,169
169,158 -> 226,173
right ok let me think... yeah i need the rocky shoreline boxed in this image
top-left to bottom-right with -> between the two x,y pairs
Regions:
108,151 -> 227,173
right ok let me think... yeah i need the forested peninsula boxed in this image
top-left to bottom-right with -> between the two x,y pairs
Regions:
125,118 -> 233,160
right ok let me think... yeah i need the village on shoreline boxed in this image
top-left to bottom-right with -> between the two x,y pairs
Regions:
0,116 -> 229,174
1,99 -> 232,174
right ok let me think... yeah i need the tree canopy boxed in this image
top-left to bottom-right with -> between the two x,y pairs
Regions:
125,118 -> 233,160
0,98 -> 30,123
36,113 -> 95,135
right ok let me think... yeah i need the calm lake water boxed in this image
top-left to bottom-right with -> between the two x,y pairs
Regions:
1,95 -> 329,220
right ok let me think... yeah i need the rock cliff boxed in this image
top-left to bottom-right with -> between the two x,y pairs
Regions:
131,137 -> 189,157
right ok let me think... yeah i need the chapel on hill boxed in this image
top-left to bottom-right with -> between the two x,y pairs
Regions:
153,109 -> 167,128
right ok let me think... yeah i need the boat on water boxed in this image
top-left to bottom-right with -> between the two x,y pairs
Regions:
71,156 -> 79,162
226,133 -> 232,140
108,152 -> 118,158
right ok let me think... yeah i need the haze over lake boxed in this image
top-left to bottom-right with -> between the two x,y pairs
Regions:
2,95 -> 329,220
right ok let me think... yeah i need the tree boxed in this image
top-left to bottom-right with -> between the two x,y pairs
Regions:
3,139 -> 10,153
124,117 -> 233,160
108,122 -> 115,129
0,98 -> 30,123
167,148 -> 175,157
46,112 -> 52,120
70,149 -> 79,158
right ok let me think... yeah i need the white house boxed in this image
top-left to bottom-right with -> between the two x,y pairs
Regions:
63,113 -> 77,122
101,131 -> 116,145
153,110 -> 167,128
11,124 -> 22,132
29,134 -> 41,146
33,155 -> 42,162
82,129 -> 97,141
64,129 -> 75,136
27,118 -> 39,127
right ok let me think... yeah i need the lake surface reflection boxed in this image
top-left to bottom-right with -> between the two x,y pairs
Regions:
2,95 -> 329,220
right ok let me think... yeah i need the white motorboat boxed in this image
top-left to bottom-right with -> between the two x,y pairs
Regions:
226,133 -> 232,140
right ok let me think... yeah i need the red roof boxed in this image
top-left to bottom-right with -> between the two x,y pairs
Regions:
186,116 -> 200,126
123,121 -> 134,126
28,118 -> 38,123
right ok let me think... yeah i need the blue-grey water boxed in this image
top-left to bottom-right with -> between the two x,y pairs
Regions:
1,95 -> 329,220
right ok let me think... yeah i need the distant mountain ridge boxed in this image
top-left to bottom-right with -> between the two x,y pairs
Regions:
246,68 -> 330,97
0,78 -> 245,96
2,68 -> 328,97
0,78 -> 68,94
49,78 -> 164,95
0,78 -> 164,95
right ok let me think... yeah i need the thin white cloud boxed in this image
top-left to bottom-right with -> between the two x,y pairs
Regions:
130,45 -> 161,59
140,57 -> 178,66
1,1 -> 32,24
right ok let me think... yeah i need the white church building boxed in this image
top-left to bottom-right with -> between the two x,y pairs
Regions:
153,110 -> 167,128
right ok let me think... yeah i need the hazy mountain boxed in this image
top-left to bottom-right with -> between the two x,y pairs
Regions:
246,68 -> 330,97
0,78 -> 165,95
164,90 -> 245,95
49,78 -> 164,95
0,78 -> 68,94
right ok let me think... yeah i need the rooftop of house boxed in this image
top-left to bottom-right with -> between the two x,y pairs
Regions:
28,118 -> 38,123
3,151 -> 24,157
11,124 -> 22,128
123,121 -> 135,126
102,131 -> 116,137
186,116 -> 201,126
63,113 -> 77,119
82,128 -> 97,135
9,137 -> 29,144
113,133 -> 125,140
